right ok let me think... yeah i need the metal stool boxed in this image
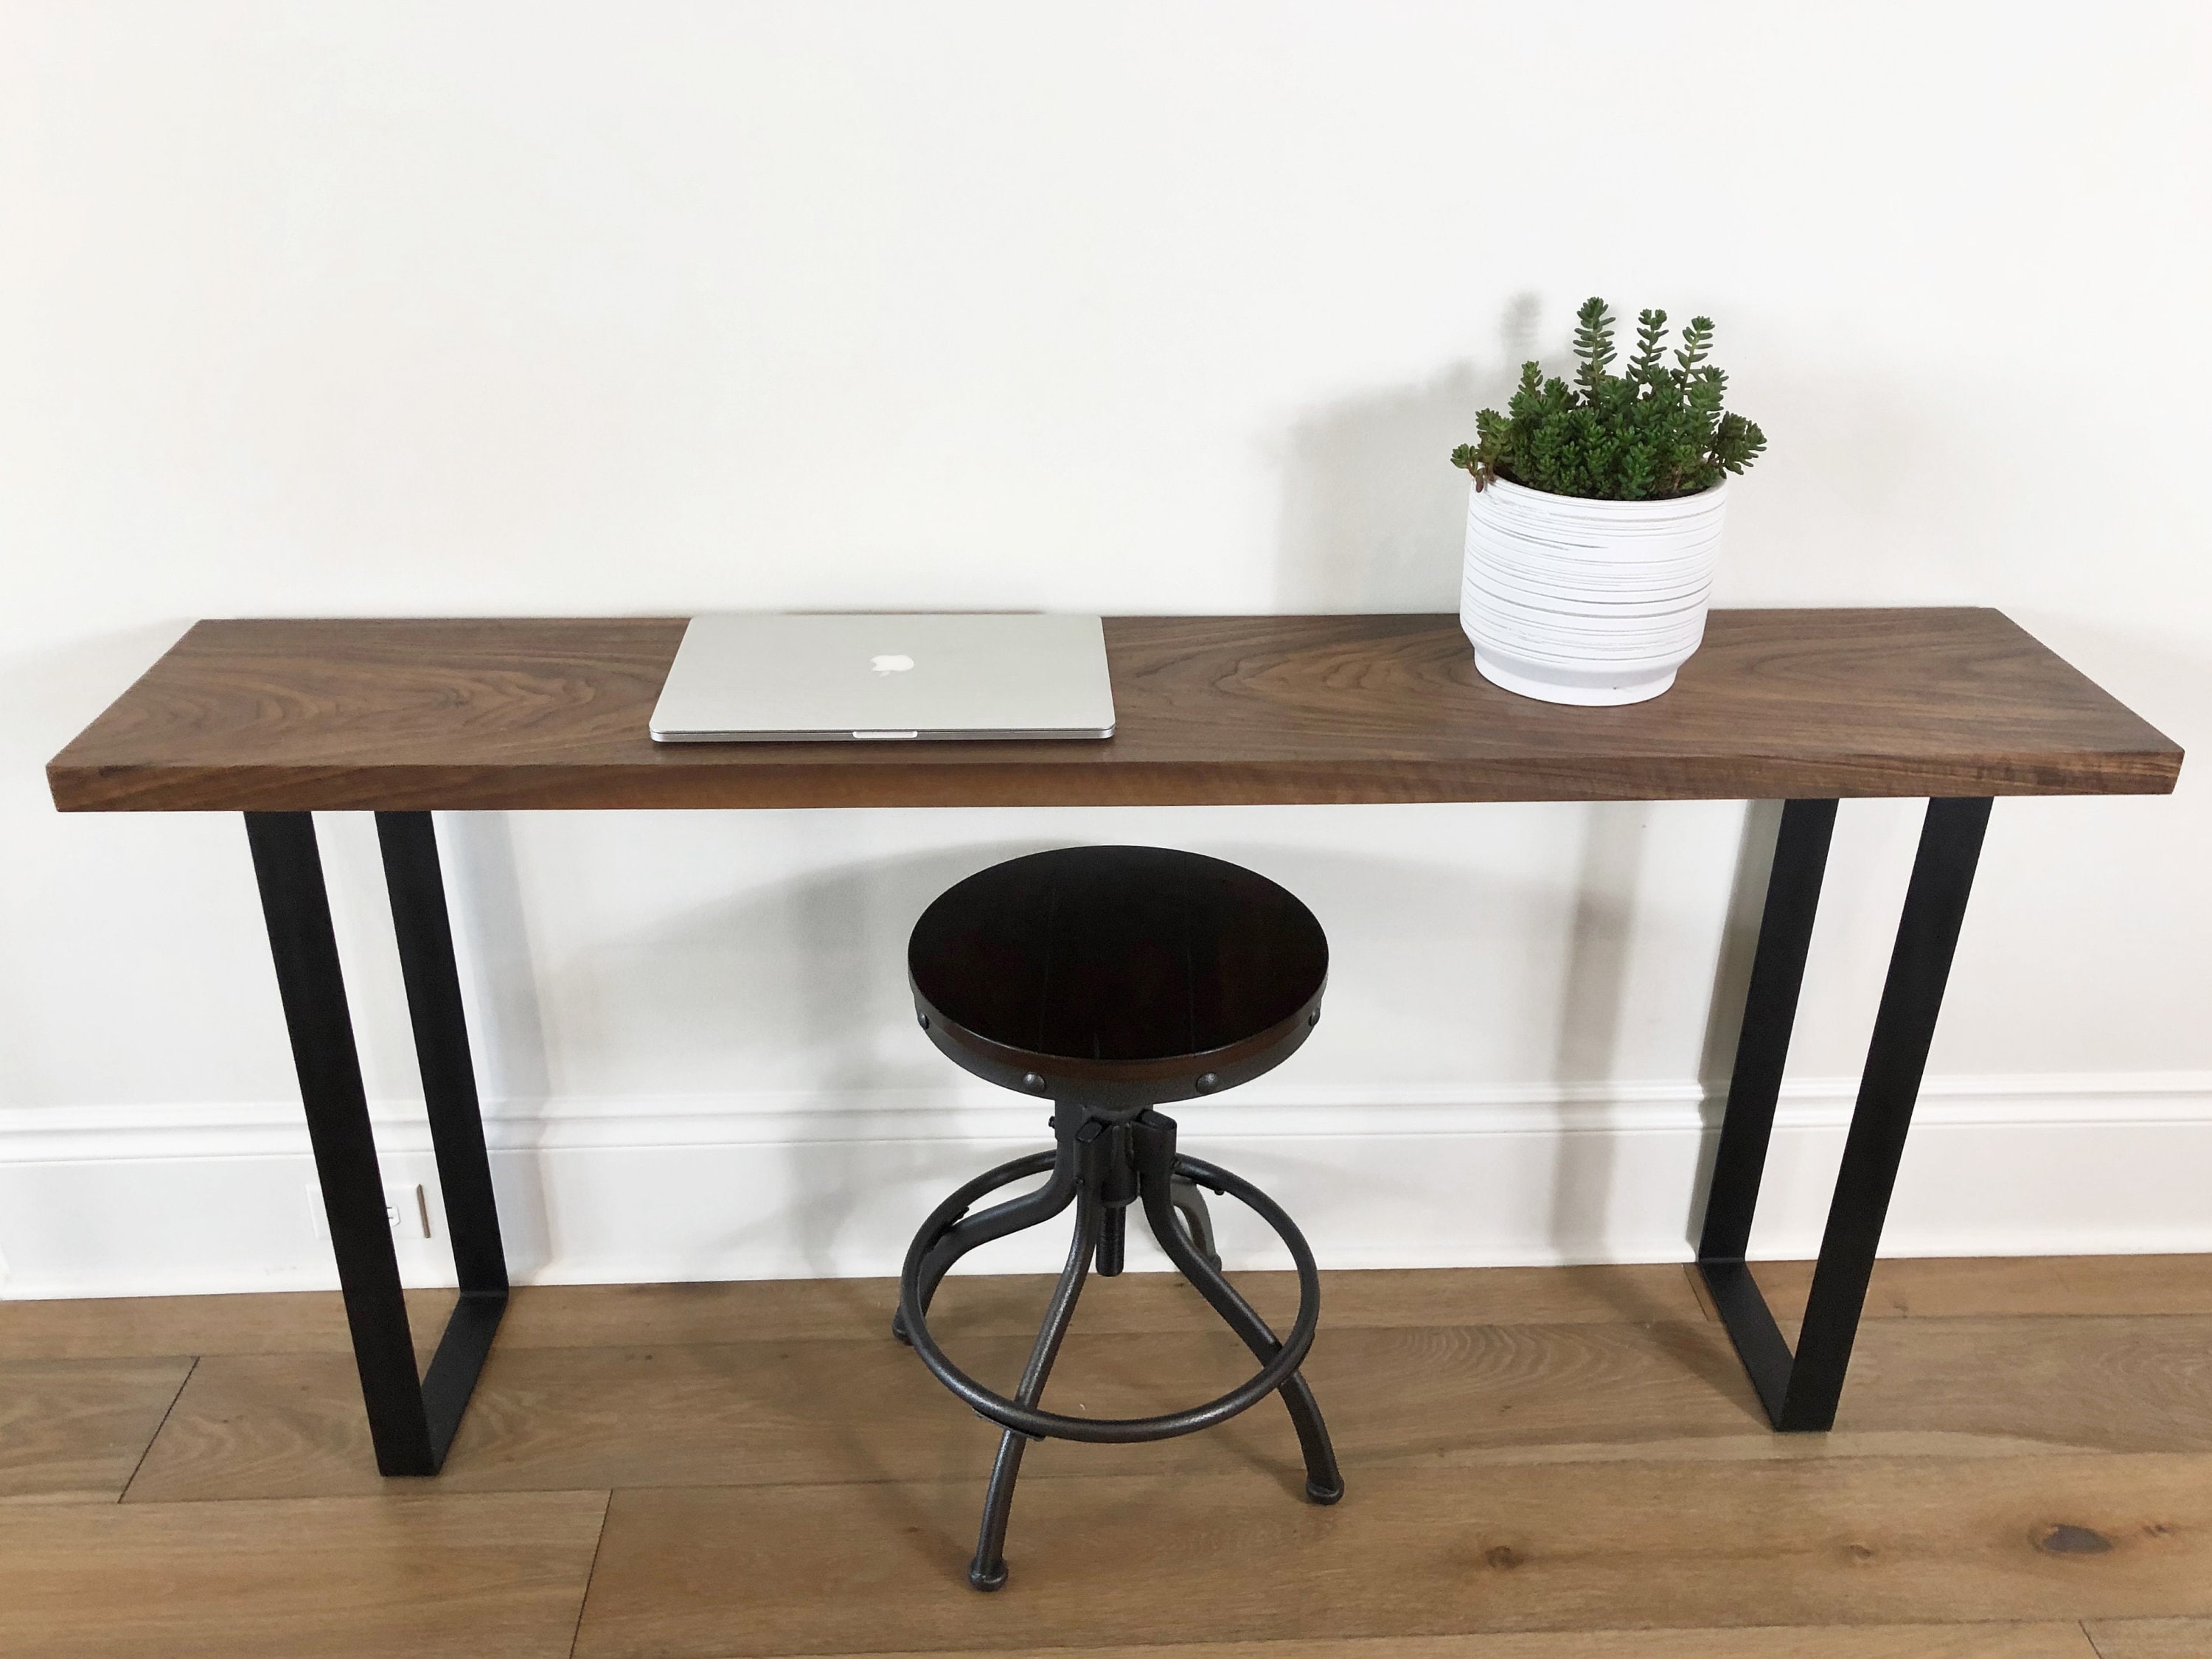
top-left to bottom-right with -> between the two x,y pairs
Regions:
895,845 -> 1343,1590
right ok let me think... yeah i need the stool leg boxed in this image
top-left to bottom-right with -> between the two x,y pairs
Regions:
1168,1174 -> 1222,1271
1136,1143 -> 1343,1504
970,1186 -> 1103,1591
895,1121 -> 1082,1344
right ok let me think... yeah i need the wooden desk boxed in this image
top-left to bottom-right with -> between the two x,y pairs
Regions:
46,610 -> 2184,1471
50,609 -> 2178,811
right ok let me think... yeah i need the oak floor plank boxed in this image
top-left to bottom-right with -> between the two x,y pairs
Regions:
9,1252 -> 2166,1356
572,1453 -> 2212,1658
0,1266 -> 1698,1360
786,1629 -> 2101,1659
125,1336 -> 984,1502
0,1489 -> 608,1659
1832,1316 -> 2212,1457
125,1310 -> 2212,1503
0,1357 -> 192,1503
0,1288 -> 459,1360
1736,1256 -> 2212,1324
15,1266 -> 2212,1655
2083,1620 -> 2212,1658
501,1264 -> 1703,1345
117,1318 -> 1774,1502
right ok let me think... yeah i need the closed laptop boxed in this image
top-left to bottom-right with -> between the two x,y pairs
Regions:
649,612 -> 1116,742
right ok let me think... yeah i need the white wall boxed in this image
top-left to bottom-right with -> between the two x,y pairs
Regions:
3,2 -> 2207,1295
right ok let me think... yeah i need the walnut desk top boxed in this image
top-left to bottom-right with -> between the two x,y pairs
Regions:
46,609 -> 2183,813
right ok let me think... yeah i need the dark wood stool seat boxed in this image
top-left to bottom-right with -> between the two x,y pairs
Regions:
908,844 -> 1329,1113
896,844 -> 1341,1592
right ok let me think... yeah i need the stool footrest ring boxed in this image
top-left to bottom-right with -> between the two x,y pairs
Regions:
897,1129 -> 1322,1446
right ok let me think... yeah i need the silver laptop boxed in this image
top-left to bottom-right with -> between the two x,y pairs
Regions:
650,613 -> 1116,742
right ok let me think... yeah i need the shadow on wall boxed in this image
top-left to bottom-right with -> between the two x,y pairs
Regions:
443,815 -> 1671,1279
538,835 -> 1062,1281
430,819 -> 1140,1283
438,811 -> 555,1273
1545,785 -> 1784,1268
431,804 -> 1790,1277
1272,293 -> 1538,613
1685,801 -> 1784,1251
1547,803 -> 1644,1265
1270,292 -> 1715,1269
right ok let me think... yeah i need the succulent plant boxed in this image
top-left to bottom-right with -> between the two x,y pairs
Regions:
1451,297 -> 1765,501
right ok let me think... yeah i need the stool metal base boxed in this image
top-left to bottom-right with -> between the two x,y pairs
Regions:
897,1105 -> 1342,1590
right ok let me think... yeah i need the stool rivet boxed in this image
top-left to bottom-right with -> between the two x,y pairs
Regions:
1307,1009 -> 1320,1027
1022,1072 -> 1048,1094
918,1012 -> 931,1029
1194,1071 -> 1221,1093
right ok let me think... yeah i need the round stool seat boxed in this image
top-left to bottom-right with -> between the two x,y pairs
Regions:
908,845 -> 1327,1111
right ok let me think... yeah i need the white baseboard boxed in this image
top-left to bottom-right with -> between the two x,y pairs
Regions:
4,1073 -> 2210,1299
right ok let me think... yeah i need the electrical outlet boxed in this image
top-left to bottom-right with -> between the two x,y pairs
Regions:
304,1182 -> 433,1242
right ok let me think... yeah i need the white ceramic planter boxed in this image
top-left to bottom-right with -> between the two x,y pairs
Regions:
1459,475 -> 1728,705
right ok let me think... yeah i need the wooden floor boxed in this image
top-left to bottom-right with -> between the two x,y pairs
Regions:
4,1257 -> 2211,1658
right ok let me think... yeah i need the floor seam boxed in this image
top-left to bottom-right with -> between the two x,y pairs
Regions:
116,1354 -> 197,1504
567,1489 -> 614,1659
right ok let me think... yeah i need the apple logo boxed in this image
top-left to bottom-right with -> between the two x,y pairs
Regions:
871,653 -> 916,676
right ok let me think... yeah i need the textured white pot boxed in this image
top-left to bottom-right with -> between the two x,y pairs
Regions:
1459,476 -> 1728,706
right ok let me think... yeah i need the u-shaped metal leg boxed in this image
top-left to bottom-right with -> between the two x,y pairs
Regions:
1168,1173 -> 1222,1270
969,1186 -> 1102,1590
893,1114 -> 1082,1345
1135,1133 -> 1342,1504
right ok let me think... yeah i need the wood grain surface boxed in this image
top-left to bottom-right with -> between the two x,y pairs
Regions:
0,1266 -> 1698,1357
0,1489 -> 607,1659
46,610 -> 2182,811
571,1454 -> 2212,1656
116,1312 -> 2212,1505
1739,1256 -> 2212,1324
2083,1618 -> 2212,1658
0,1357 -> 192,1502
116,1320 -> 1756,1503
17,1255 -> 2197,1360
0,1287 -> 459,1360
784,1633 -> 2103,1659
12,1260 -> 2212,1657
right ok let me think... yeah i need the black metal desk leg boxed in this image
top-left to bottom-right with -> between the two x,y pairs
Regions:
376,812 -> 509,1455
1695,797 -> 1839,1424
246,811 -> 507,1475
1781,796 -> 1992,1427
1697,796 -> 1993,1432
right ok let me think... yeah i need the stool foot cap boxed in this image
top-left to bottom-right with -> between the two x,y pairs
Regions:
968,1560 -> 1009,1592
1304,1478 -> 1344,1506
891,1309 -> 913,1346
